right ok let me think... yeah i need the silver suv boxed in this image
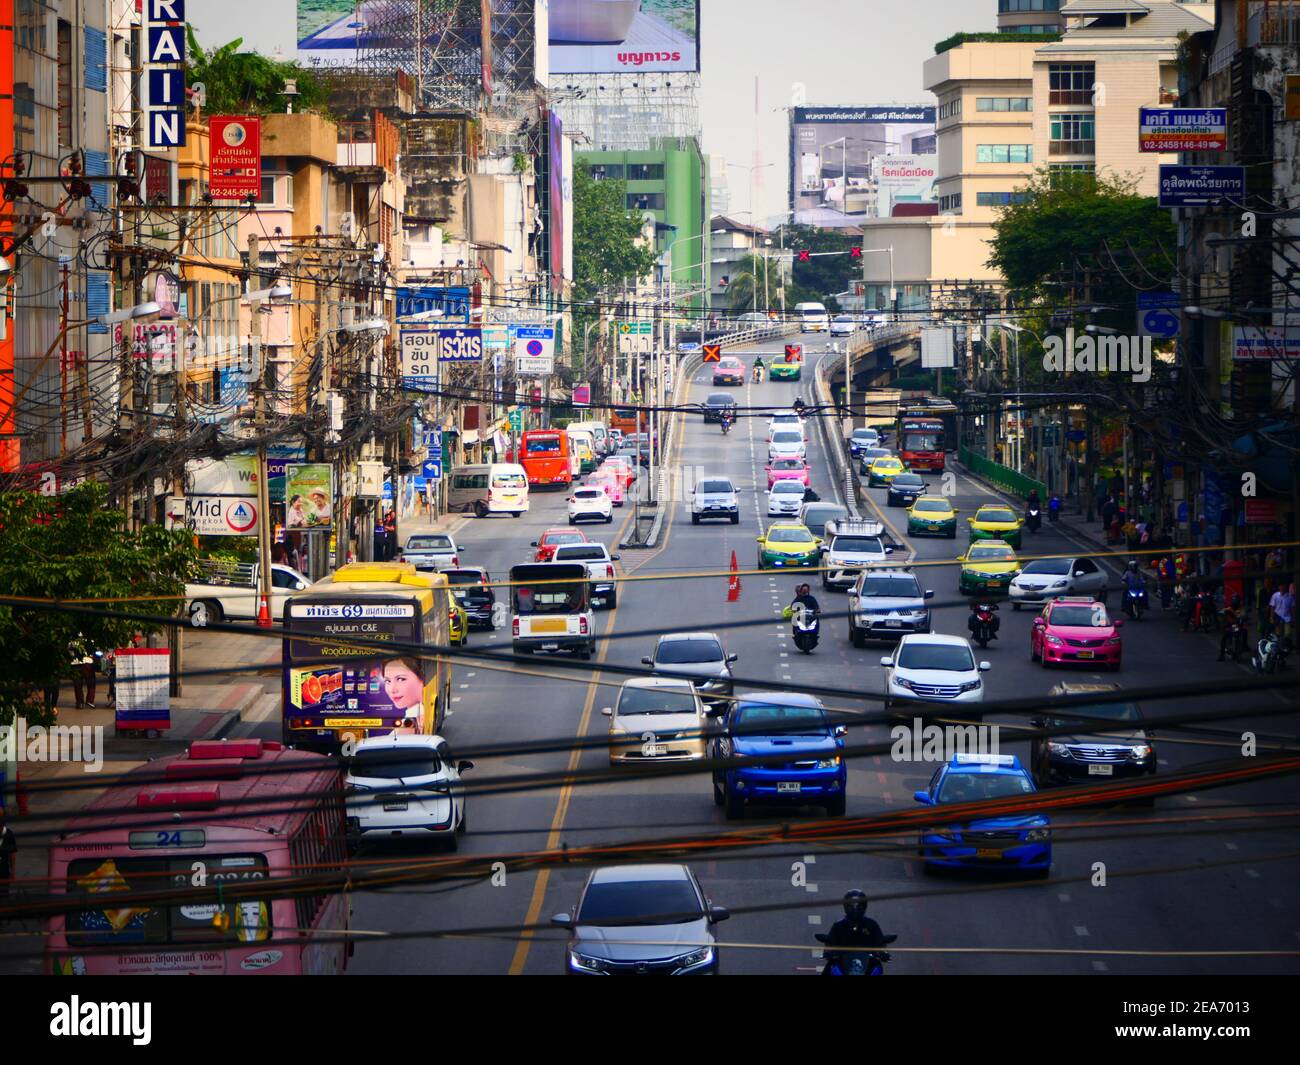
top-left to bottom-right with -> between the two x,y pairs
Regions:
691,477 -> 740,525
821,519 -> 891,590
847,569 -> 933,646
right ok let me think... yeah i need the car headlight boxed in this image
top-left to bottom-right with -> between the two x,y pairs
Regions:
676,946 -> 714,969
1106,637 -> 1122,646
568,950 -> 608,973
959,678 -> 982,693
1046,742 -> 1072,758
930,830 -> 956,843
1026,827 -> 1052,842
1051,580 -> 1069,589
893,676 -> 915,691
1128,744 -> 1153,761
700,677 -> 728,690
816,757 -> 841,769
1044,634 -> 1063,646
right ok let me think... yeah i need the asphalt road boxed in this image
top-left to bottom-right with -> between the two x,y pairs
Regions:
233,336 -> 1300,975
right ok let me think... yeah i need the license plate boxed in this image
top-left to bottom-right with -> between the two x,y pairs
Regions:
541,642 -> 559,650
383,802 -> 408,812
645,745 -> 668,757
1088,763 -> 1113,776
986,581 -> 1003,588
777,782 -> 802,793
533,618 -> 566,633
885,620 -> 903,628
975,847 -> 1002,859
1076,650 -> 1094,659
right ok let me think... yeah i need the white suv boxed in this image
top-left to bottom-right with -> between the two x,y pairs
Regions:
568,486 -> 613,524
881,633 -> 990,720
344,733 -> 473,849
691,477 -> 740,525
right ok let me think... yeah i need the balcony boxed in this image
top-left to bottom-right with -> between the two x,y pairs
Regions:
1248,3 -> 1300,47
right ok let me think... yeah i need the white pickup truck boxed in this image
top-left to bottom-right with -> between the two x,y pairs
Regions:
550,542 -> 621,609
509,563 -> 596,659
185,560 -> 310,626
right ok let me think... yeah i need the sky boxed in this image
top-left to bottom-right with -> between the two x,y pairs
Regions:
700,0 -> 995,224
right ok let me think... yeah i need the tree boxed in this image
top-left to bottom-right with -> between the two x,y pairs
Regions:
987,170 -> 1176,325
780,224 -> 859,305
719,253 -> 768,314
0,483 -> 199,724
185,28 -> 329,116
571,162 -> 658,308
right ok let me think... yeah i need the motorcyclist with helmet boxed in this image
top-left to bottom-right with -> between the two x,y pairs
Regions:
820,890 -> 894,975
1219,594 -> 1248,661
1121,559 -> 1148,617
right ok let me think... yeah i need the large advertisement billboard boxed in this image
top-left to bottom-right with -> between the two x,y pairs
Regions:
550,0 -> 699,74
790,105 -> 937,228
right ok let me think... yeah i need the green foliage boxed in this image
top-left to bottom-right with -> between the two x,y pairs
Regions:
935,31 -> 1059,55
185,26 -> 330,116
719,253 -> 767,314
572,161 -> 659,309
986,169 -> 1176,325
0,483 -> 199,724
781,225 -> 858,304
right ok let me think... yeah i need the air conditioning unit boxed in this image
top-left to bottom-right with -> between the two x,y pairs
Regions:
356,460 -> 385,499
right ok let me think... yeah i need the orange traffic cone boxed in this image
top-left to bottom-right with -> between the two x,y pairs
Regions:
727,550 -> 741,602
257,595 -> 272,628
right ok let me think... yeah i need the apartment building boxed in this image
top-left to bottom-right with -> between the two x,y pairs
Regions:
999,0 -> 1067,34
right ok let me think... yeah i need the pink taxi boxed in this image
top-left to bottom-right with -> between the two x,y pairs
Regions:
1030,596 -> 1124,671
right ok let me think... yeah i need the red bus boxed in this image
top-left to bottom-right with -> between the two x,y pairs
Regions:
520,429 -> 572,487
899,416 -> 946,472
47,738 -> 350,975
608,408 -> 641,439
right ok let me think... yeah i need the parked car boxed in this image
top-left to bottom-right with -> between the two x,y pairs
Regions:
846,569 -> 934,646
344,733 -> 472,849
552,864 -> 728,975
1030,596 -> 1124,670
882,633 -> 989,718
642,632 -> 736,706
186,559 -> 308,627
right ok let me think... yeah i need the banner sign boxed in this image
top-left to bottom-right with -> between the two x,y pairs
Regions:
438,328 -> 484,363
515,325 -> 555,374
1137,291 -> 1181,340
143,0 -> 186,148
1158,165 -> 1245,207
165,495 -> 259,536
400,328 -> 439,389
396,286 -> 471,323
285,464 -> 334,529
208,116 -> 262,199
1231,325 -> 1300,361
1139,108 -> 1226,152
115,647 -> 171,731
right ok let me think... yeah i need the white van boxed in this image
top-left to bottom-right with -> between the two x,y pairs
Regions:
568,420 -> 610,456
566,428 -> 597,476
447,463 -> 530,518
795,301 -> 830,333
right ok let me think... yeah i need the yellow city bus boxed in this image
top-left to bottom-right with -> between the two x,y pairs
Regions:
281,562 -> 454,752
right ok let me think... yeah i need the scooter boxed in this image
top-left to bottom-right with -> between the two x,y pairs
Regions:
752,365 -> 765,383
1221,617 -> 1249,662
815,932 -> 896,975
1252,631 -> 1288,674
969,604 -> 998,648
792,609 -> 820,653
1025,506 -> 1042,533
720,418 -> 732,436
1183,590 -> 1218,633
1122,585 -> 1148,621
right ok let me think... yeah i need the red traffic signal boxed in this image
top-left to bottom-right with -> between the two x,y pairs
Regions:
785,343 -> 802,363
849,246 -> 862,259
797,249 -> 810,263
702,344 -> 722,363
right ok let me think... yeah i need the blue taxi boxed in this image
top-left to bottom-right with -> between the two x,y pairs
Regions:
913,754 -> 1051,875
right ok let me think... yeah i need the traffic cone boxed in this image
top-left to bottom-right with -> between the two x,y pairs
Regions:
257,594 -> 272,628
727,550 -> 741,602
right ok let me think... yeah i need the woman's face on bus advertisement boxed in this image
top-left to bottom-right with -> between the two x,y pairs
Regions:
383,661 -> 424,711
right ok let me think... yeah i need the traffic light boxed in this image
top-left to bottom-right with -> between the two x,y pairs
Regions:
797,249 -> 810,263
849,246 -> 862,259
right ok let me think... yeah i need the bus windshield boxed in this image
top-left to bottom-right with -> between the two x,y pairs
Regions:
903,432 -> 941,452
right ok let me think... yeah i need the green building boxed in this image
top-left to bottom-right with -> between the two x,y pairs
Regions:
578,139 -> 711,317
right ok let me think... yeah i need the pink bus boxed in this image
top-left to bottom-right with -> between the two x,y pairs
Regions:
47,738 -> 350,975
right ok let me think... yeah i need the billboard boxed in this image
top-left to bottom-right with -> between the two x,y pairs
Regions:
1138,107 -> 1226,152
208,117 -> 262,200
790,105 -> 937,228
550,0 -> 699,74
285,464 -> 334,530
544,109 -> 570,288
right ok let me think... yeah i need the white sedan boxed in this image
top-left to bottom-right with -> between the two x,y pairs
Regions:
767,478 -> 807,516
345,733 -> 472,849
568,486 -> 614,524
830,314 -> 856,337
768,428 -> 808,462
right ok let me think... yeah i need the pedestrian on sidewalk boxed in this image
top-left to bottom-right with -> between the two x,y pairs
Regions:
0,812 -> 17,905
1257,578 -> 1276,636
383,509 -> 397,560
70,638 -> 96,709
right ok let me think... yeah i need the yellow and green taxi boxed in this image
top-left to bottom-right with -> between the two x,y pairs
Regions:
867,455 -> 906,487
907,495 -> 960,539
967,503 -> 1024,549
769,354 -> 802,381
756,522 -> 823,569
446,588 -> 469,646
957,540 -> 1020,596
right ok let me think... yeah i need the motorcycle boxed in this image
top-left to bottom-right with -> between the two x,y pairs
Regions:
752,365 -> 764,383
720,417 -> 732,436
815,932 -> 896,976
1221,617 -> 1249,662
1183,590 -> 1218,633
792,608 -> 821,653
969,604 -> 997,648
1251,631 -> 1288,673
1025,506 -> 1042,533
1048,496 -> 1061,523
1122,585 -> 1148,621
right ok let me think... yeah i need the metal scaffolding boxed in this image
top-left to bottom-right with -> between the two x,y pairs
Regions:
550,74 -> 701,151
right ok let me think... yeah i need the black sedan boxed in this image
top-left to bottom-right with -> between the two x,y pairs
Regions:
441,567 -> 497,629
886,472 -> 929,508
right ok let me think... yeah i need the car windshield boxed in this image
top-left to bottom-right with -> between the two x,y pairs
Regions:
442,571 -> 486,586
352,749 -> 442,780
577,880 -> 702,926
656,639 -> 723,665
773,431 -> 803,443
545,532 -> 586,545
936,771 -> 1033,804
859,576 -> 921,598
700,480 -> 733,494
978,509 -> 1017,523
892,475 -> 924,488
708,394 -> 733,406
772,459 -> 803,470
406,535 -> 452,551
968,547 -> 1015,562
734,703 -> 827,735
618,688 -> 700,716
773,415 -> 800,425
719,359 -> 742,369
1049,700 -> 1142,725
767,528 -> 814,544
862,448 -> 890,461
1050,605 -> 1109,627
874,459 -> 900,469
833,536 -> 883,553
1022,558 -> 1072,575
555,546 -> 608,561
802,507 -> 844,530
772,481 -> 804,494
913,499 -> 949,513
897,643 -> 975,672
